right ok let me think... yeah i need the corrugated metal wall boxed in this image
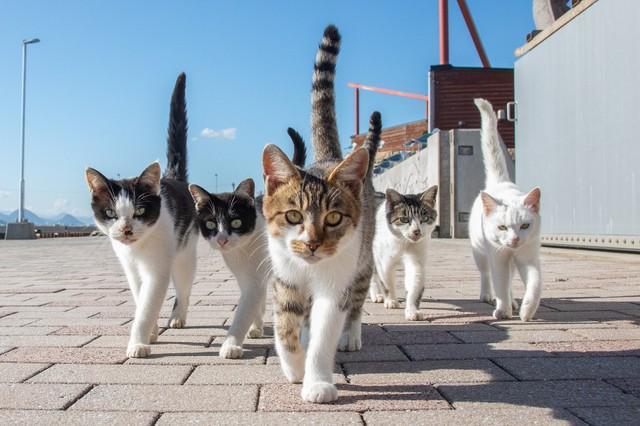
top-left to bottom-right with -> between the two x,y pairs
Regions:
429,65 -> 515,148
515,0 -> 640,250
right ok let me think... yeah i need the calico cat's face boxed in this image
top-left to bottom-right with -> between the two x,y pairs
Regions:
85,162 -> 162,245
189,179 -> 257,252
385,186 -> 438,243
481,188 -> 541,249
262,145 -> 369,264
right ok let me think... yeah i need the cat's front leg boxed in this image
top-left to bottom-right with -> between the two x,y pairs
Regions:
472,248 -> 494,304
221,274 -> 265,359
489,254 -> 513,320
379,260 -> 400,309
368,273 -> 384,303
168,240 -> 197,329
248,280 -> 267,338
273,277 -> 306,383
515,253 -> 542,322
127,264 -> 172,358
303,293 -> 347,403
403,253 -> 426,321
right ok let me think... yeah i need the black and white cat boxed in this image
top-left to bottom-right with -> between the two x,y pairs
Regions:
188,129 -> 307,359
369,186 -> 438,321
85,73 -> 198,358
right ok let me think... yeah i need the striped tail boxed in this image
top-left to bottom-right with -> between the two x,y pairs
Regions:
474,98 -> 510,186
287,127 -> 307,167
362,111 -> 382,179
165,73 -> 188,182
311,25 -> 342,162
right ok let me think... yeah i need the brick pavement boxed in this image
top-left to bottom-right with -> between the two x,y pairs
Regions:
0,237 -> 639,424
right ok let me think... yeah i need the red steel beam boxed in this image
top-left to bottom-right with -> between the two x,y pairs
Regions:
347,83 -> 428,101
439,0 -> 449,64
354,87 -> 360,135
456,0 -> 491,68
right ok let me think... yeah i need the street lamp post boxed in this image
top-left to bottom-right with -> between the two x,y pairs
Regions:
215,173 -> 218,193
18,38 -> 40,223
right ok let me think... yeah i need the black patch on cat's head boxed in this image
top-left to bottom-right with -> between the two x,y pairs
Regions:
189,178 -> 257,239
385,187 -> 438,226
85,164 -> 162,227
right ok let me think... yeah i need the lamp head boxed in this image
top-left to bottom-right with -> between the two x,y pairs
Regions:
23,38 -> 40,45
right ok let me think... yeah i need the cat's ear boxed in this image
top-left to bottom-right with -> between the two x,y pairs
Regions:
385,188 -> 403,205
480,191 -> 499,216
189,184 -> 211,209
523,187 -> 541,213
138,162 -> 161,195
85,167 -> 109,194
420,185 -> 438,207
328,148 -> 369,196
235,178 -> 255,199
263,144 -> 300,196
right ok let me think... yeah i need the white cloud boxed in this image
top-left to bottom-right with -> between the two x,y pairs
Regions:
52,198 -> 70,213
199,127 -> 237,140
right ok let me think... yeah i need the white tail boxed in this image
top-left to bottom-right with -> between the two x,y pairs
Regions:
474,98 -> 511,186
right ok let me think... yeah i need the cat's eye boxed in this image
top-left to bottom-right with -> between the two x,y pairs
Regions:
105,209 -> 116,219
134,207 -> 145,217
325,211 -> 343,226
205,220 -> 216,230
398,217 -> 410,224
498,225 -> 508,231
285,210 -> 303,225
520,223 -> 530,230
230,219 -> 242,229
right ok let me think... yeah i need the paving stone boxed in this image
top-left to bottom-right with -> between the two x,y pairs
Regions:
125,345 -> 266,365
0,335 -> 96,347
0,347 -> 127,364
71,384 -> 257,411
0,383 -> 91,409
607,378 -> 640,398
186,364 -> 345,385
335,345 -> 409,363
403,342 -> 553,360
0,363 -> 49,383
52,325 -> 132,336
29,364 -> 192,384
0,326 -> 61,335
383,323 -> 497,332
495,357 -> 640,380
569,407 -> 640,426
569,328 -> 640,341
364,408 -> 584,425
32,317 -> 129,326
534,340 -> 640,357
438,380 -> 640,409
344,360 -> 516,384
258,383 -> 450,412
160,326 -> 228,337
157,412 -> 362,425
0,410 -> 158,425
450,330 -> 586,343
84,335 -> 210,348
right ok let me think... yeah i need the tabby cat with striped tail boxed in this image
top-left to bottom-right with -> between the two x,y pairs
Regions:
262,25 -> 380,403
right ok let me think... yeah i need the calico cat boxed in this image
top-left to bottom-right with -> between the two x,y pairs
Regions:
262,25 -> 380,403
188,131 -> 307,359
470,98 -> 542,321
369,186 -> 438,321
85,73 -> 198,357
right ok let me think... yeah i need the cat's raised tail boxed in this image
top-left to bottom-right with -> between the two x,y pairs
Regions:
287,127 -> 307,167
311,25 -> 342,162
362,111 -> 382,178
474,98 -> 510,187
165,72 -> 188,182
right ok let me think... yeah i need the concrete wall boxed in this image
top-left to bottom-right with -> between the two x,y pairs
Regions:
515,0 -> 640,250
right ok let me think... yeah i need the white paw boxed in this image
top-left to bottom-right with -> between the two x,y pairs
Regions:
493,308 -> 512,320
337,330 -> 362,352
126,343 -> 151,358
168,316 -> 185,329
301,382 -> 338,403
519,302 -> 538,322
405,310 -> 425,321
371,294 -> 384,303
247,325 -> 263,339
480,293 -> 495,304
383,298 -> 400,309
511,298 -> 520,311
219,342 -> 243,359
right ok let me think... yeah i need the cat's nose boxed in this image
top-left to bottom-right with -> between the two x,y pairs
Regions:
217,238 -> 229,247
511,236 -> 520,245
412,229 -> 421,237
122,225 -> 133,236
305,241 -> 320,253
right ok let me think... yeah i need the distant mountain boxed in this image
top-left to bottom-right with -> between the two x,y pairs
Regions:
0,209 -> 92,227
52,214 -> 85,226
3,209 -> 48,225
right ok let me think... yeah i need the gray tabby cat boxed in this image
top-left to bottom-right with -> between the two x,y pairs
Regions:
261,25 -> 380,403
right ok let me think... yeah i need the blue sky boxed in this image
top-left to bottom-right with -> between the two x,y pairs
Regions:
0,1 -> 533,217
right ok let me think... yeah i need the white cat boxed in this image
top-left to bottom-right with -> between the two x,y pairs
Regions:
469,98 -> 542,321
369,187 -> 438,321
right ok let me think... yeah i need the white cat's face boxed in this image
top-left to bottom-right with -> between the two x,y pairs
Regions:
481,188 -> 541,249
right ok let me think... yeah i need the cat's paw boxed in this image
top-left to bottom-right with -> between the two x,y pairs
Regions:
337,330 -> 362,352
492,308 -> 512,320
405,310 -> 425,321
168,316 -> 185,329
383,298 -> 400,309
301,382 -> 338,403
126,343 -> 151,358
371,294 -> 385,303
519,301 -> 538,322
247,325 -> 263,339
511,298 -> 520,311
219,342 -> 243,359
480,293 -> 495,305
